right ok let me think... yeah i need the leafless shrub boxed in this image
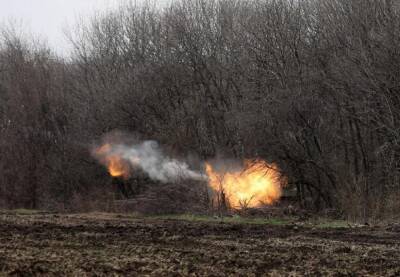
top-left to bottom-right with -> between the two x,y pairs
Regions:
1,0 -> 400,220
130,180 -> 210,215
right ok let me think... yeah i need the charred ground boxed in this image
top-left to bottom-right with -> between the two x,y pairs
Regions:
0,211 -> 399,276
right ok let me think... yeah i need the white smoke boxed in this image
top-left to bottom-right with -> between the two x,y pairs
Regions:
94,140 -> 206,182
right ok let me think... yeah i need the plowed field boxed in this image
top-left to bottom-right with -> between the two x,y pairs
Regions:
0,212 -> 399,276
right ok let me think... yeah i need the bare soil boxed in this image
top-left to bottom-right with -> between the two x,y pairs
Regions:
0,212 -> 399,276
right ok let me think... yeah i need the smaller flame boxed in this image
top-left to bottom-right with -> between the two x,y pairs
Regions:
107,155 -> 130,179
94,144 -> 132,179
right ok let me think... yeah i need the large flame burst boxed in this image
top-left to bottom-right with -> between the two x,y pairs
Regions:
205,160 -> 285,208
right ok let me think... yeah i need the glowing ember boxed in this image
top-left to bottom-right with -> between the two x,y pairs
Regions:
205,160 -> 285,208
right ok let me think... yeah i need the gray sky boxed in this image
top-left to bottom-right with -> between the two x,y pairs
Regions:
0,0 -> 167,55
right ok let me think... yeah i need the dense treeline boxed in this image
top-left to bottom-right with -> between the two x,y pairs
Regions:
1,0 -> 400,220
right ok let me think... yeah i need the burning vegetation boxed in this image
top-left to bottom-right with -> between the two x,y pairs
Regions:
94,141 -> 286,210
205,160 -> 285,209
93,140 -> 206,183
95,144 -> 134,179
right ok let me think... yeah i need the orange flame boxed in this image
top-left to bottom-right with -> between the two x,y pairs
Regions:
205,160 -> 285,208
94,144 -> 131,179
107,155 -> 130,178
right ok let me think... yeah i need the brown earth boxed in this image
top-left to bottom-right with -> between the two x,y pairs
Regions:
0,212 -> 399,276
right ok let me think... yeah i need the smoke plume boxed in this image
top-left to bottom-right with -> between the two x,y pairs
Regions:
93,140 -> 205,182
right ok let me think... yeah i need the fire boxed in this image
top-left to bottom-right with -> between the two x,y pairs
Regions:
94,144 -> 131,179
94,142 -> 285,208
107,155 -> 130,178
205,160 -> 285,209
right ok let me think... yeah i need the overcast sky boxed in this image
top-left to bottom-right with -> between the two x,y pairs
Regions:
0,0 -> 167,55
